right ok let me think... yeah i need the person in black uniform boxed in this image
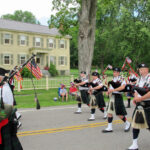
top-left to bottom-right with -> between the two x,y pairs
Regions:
74,71 -> 89,114
127,64 -> 150,150
126,70 -> 137,108
0,68 -> 23,150
88,72 -> 107,121
102,67 -> 131,133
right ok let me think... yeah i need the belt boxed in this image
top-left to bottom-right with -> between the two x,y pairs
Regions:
139,101 -> 150,108
112,93 -> 121,95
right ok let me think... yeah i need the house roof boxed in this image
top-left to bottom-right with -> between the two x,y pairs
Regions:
0,18 -> 71,38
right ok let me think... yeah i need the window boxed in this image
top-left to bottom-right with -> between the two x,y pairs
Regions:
35,37 -> 41,47
60,40 -> 65,48
48,39 -> 54,48
50,56 -> 56,65
58,56 -> 67,66
4,34 -> 11,44
20,55 -> 26,64
4,55 -> 10,64
20,35 -> 26,45
36,58 -> 40,64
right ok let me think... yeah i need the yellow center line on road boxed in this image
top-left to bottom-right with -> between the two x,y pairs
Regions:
17,118 -> 132,137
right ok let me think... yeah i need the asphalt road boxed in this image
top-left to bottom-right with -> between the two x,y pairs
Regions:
17,102 -> 150,150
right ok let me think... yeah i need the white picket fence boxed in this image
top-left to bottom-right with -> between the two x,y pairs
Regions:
14,75 -> 74,91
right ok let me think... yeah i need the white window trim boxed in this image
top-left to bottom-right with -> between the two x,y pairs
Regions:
20,35 -> 26,46
48,39 -> 54,48
59,56 -> 66,66
50,56 -> 55,65
3,33 -> 11,45
60,40 -> 65,49
20,54 -> 26,64
3,54 -> 11,65
35,37 -> 41,47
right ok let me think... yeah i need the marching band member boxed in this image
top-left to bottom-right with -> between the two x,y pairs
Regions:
128,64 -> 150,150
102,67 -> 131,133
0,68 -> 23,150
126,70 -> 137,108
74,71 -> 89,114
88,72 -> 107,121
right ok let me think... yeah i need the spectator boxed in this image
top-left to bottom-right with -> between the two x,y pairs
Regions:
60,84 -> 68,102
69,82 -> 78,97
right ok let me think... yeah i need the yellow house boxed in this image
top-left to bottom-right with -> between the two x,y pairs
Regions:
0,19 -> 71,75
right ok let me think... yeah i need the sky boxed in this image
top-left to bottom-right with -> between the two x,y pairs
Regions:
0,0 -> 57,26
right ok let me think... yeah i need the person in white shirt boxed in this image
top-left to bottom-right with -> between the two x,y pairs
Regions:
74,71 -> 90,114
102,67 -> 131,133
0,68 -> 22,129
127,63 -> 150,150
88,71 -> 107,121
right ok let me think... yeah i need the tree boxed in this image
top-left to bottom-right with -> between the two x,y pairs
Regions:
78,0 -> 97,74
1,10 -> 40,24
49,0 -> 98,74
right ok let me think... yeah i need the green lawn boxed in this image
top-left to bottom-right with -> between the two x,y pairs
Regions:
14,89 -> 77,108
14,89 -> 129,108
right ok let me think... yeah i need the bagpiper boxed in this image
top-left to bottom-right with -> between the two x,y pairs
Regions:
102,67 -> 131,133
126,70 -> 137,108
74,71 -> 90,114
127,63 -> 150,150
88,71 -> 107,121
0,68 -> 23,150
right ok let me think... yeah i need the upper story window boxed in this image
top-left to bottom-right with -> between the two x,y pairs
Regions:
4,34 -> 12,45
35,37 -> 41,47
48,39 -> 54,48
4,54 -> 10,64
20,35 -> 26,46
60,40 -> 65,48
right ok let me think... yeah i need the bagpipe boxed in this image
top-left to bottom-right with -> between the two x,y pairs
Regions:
74,78 -> 108,92
0,54 -> 40,110
108,80 -> 150,96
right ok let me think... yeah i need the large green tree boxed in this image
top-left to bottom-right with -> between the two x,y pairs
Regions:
1,10 -> 40,24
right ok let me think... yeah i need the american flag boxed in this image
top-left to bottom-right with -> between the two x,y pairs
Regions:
26,59 -> 42,80
126,57 -> 132,64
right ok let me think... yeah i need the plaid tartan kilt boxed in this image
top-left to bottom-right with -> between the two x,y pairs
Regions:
114,94 -> 127,116
80,90 -> 90,105
94,92 -> 106,108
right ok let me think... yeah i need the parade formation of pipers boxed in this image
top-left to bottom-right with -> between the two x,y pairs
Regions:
73,57 -> 150,150
0,55 -> 150,150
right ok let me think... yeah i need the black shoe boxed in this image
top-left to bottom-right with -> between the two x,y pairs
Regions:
126,106 -> 131,108
88,118 -> 95,121
74,112 -> 81,114
102,129 -> 113,133
127,148 -> 139,150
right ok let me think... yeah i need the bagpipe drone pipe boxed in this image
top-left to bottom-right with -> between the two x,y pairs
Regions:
88,82 -> 108,92
108,80 -> 150,95
0,54 -> 40,110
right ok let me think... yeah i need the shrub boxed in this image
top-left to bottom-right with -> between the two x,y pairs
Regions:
21,67 -> 34,78
48,64 -> 58,77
